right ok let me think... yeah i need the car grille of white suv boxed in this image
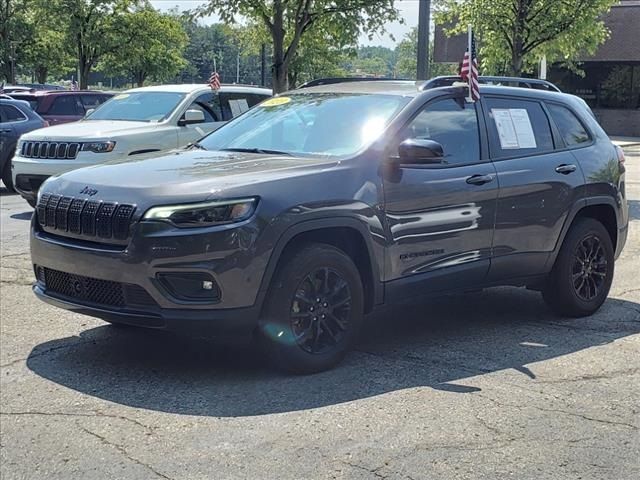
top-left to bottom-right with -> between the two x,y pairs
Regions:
21,141 -> 80,159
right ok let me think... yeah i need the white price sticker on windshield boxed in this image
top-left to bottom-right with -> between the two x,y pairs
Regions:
492,108 -> 537,149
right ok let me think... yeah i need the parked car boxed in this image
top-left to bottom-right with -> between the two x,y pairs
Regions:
0,99 -> 48,191
30,80 -> 628,373
12,84 -> 271,206
7,90 -> 113,126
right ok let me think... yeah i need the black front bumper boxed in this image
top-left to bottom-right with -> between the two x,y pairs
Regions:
33,284 -> 260,337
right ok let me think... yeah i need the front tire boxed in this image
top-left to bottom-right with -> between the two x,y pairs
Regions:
259,243 -> 364,374
543,218 -> 614,317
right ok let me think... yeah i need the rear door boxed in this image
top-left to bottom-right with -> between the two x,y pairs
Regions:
44,95 -> 83,124
382,94 -> 498,299
482,95 -> 585,281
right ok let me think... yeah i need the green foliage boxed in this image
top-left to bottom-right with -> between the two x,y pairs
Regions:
436,0 -> 617,76
197,0 -> 401,92
99,6 -> 187,86
394,27 -> 456,79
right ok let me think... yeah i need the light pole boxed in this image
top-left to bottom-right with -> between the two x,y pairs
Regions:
416,0 -> 431,80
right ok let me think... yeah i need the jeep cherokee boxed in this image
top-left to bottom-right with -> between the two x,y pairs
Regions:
29,81 -> 629,373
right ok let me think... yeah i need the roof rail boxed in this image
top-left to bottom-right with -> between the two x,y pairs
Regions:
297,77 -> 411,89
420,75 -> 561,92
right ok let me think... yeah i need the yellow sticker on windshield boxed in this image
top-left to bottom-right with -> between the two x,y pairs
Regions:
113,94 -> 130,100
260,96 -> 291,107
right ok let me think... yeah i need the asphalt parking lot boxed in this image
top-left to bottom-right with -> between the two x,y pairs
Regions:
1,145 -> 638,480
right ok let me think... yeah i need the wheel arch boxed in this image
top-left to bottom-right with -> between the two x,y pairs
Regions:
257,218 -> 383,315
547,197 -> 620,269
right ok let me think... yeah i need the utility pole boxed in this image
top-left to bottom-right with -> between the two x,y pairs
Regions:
416,0 -> 431,80
261,44 -> 267,87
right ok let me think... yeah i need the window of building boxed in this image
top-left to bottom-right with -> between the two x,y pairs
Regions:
547,103 -> 591,146
398,97 -> 481,165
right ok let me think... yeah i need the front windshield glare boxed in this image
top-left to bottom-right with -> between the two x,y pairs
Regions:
86,92 -> 186,122
199,93 -> 410,157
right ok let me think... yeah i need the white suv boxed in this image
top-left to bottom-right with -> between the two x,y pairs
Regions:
11,84 -> 271,206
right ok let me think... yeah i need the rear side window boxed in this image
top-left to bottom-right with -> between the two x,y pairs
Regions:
485,97 -> 554,158
47,96 -> 81,115
546,103 -> 591,147
219,92 -> 253,120
9,95 -> 39,110
0,104 -> 27,122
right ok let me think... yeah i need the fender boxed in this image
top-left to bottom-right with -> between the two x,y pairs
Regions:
545,195 -> 621,270
254,216 -> 385,311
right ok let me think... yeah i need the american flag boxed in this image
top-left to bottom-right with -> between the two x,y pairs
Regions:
71,78 -> 79,91
208,71 -> 221,91
460,30 -> 480,101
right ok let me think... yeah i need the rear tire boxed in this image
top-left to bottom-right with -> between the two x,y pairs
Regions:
259,243 -> 364,374
1,159 -> 14,192
543,218 -> 614,317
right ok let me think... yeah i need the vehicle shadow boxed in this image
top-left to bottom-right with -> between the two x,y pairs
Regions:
26,287 -> 640,417
628,199 -> 640,221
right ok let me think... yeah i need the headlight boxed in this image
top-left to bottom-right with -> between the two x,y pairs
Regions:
81,141 -> 116,153
143,198 -> 258,228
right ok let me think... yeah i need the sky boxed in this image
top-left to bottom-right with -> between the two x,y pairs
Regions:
149,0 -> 421,48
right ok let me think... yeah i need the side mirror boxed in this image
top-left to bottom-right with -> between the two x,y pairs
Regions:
85,108 -> 95,117
396,138 -> 444,165
179,109 -> 205,126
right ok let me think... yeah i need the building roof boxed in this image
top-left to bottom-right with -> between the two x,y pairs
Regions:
434,1 -> 640,64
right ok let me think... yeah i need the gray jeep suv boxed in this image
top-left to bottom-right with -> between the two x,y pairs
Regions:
30,81 -> 628,373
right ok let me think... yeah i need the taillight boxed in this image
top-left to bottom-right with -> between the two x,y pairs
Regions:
615,145 -> 625,165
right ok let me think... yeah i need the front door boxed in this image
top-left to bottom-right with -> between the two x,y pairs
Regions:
382,95 -> 498,300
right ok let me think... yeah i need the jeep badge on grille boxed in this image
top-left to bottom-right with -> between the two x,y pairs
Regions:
79,186 -> 98,196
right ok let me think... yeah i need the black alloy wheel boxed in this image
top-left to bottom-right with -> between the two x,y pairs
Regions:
572,235 -> 608,302
290,267 -> 352,355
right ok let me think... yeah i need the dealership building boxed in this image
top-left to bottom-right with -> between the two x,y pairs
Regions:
433,0 -> 640,136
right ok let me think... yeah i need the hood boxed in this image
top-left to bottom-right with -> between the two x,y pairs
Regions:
21,120 -> 163,141
42,150 -> 340,206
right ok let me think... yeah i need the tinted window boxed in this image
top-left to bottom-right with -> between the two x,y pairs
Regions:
187,93 -> 218,122
8,95 -> 40,110
485,97 -> 554,158
47,96 -> 81,115
246,93 -> 270,107
547,103 -> 590,146
1,104 -> 27,122
80,94 -> 108,109
398,97 -> 480,165
219,92 -> 255,120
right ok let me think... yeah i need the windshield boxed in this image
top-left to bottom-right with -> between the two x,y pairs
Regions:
198,93 -> 410,158
86,92 -> 186,122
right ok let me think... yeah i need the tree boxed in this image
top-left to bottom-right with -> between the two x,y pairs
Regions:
394,27 -> 456,79
1,0 -> 30,82
100,7 -> 187,86
198,0 -> 400,93
47,0 -> 140,89
437,0 -> 617,76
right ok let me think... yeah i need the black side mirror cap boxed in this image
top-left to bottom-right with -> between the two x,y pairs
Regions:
395,138 -> 444,165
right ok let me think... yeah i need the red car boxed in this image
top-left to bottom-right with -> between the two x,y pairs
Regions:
7,90 -> 113,125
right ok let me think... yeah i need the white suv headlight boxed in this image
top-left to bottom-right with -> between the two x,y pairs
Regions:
81,141 -> 116,153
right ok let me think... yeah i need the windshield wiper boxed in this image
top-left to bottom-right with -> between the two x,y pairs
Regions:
188,142 -> 207,150
219,147 -> 292,156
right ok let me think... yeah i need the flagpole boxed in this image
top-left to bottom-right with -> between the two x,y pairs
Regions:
466,24 -> 473,103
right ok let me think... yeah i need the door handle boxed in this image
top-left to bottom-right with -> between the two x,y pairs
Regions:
0,128 -> 12,133
466,174 -> 494,186
555,164 -> 577,174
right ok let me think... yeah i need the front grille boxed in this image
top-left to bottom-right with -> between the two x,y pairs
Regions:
38,267 -> 158,309
21,141 -> 80,159
37,193 -> 136,242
